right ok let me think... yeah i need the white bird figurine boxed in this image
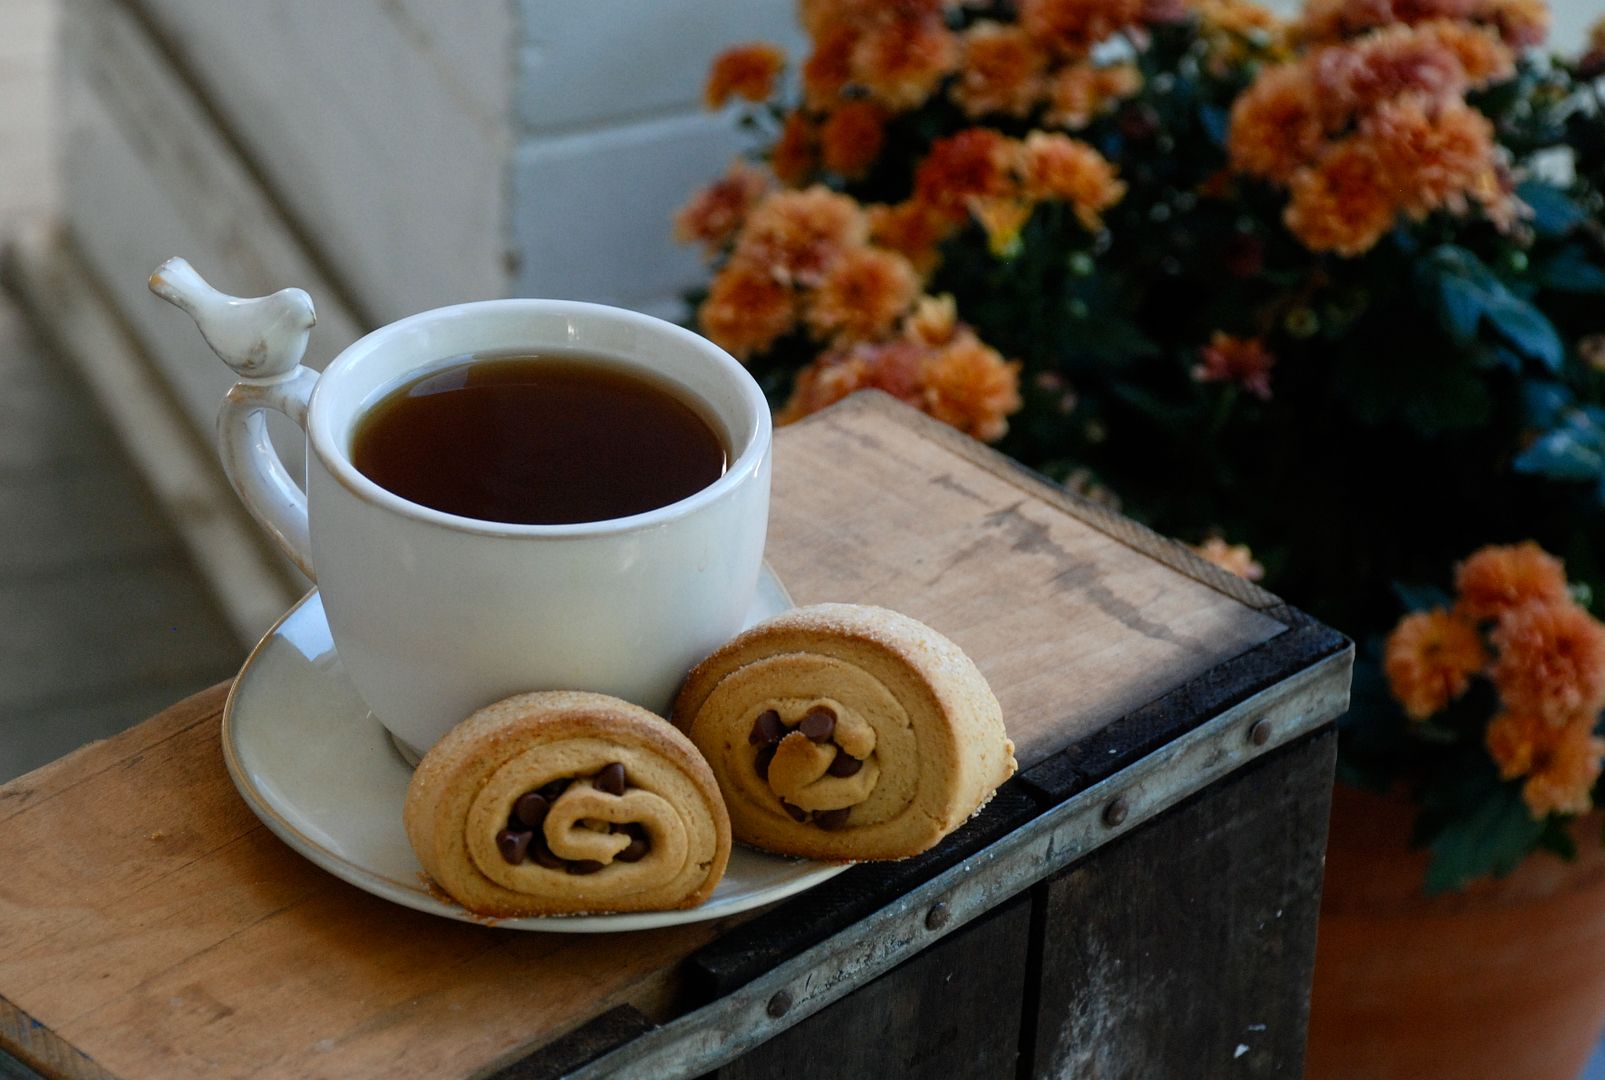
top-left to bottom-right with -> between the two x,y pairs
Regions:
148,257 -> 316,379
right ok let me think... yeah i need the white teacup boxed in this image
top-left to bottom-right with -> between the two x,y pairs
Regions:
150,259 -> 771,756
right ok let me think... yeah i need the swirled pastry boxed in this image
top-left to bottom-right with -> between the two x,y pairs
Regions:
672,604 -> 1016,861
403,691 -> 731,917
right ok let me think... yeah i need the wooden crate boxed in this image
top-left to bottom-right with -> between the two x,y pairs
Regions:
0,395 -> 1352,1079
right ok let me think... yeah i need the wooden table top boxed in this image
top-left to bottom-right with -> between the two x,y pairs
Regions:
0,393 -> 1296,1079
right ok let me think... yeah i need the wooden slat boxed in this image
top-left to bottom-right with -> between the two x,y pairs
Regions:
763,393 -> 1286,769
712,894 -> 1033,1080
682,785 -> 1040,999
1029,730 -> 1337,1077
0,687 -> 728,1080
0,397 -> 1299,1079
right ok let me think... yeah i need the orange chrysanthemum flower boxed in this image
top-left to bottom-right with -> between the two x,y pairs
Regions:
1314,22 -> 1513,121
1490,600 -> 1605,725
1487,707 -> 1545,778
775,352 -> 868,426
1193,536 -> 1266,582
1299,0 -> 1545,48
1192,332 -> 1277,400
1454,541 -> 1570,622
805,246 -> 921,344
779,339 -> 927,424
1020,131 -> 1127,229
1418,19 -> 1518,84
779,305 -> 1019,441
914,128 -> 1018,219
1293,22 -> 1510,139
1019,0 -> 1150,58
923,331 -> 1024,442
1301,0 -> 1466,43
850,14 -> 959,109
969,196 -> 1037,256
1361,96 -> 1508,223
734,186 -> 867,287
697,267 -> 796,360
867,201 -> 957,278
1196,0 -> 1286,39
1475,0 -> 1549,48
819,102 -> 888,179
674,161 -> 774,257
1384,608 -> 1489,720
1283,139 -> 1398,256
1488,710 -> 1605,817
704,43 -> 787,109
1231,21 -> 1518,255
802,24 -> 857,109
1043,63 -> 1143,129
904,293 -> 959,346
954,22 -> 1050,118
1486,710 -> 1603,818
1520,723 -> 1605,818
1228,64 -> 1326,182
771,113 -> 818,188
798,0 -> 860,37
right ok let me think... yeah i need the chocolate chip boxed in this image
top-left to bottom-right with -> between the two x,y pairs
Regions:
616,833 -> 651,862
799,708 -> 836,742
538,779 -> 570,800
595,762 -> 627,796
781,801 -> 808,822
496,829 -> 533,864
826,751 -> 863,778
530,840 -> 566,870
513,792 -> 551,829
567,860 -> 606,875
754,743 -> 777,780
749,709 -> 786,745
815,808 -> 850,831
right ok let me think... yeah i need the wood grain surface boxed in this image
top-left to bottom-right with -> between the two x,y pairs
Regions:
1031,731 -> 1338,1078
0,394 -> 1292,1079
765,394 -> 1285,769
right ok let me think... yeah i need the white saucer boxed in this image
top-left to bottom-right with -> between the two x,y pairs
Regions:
221,566 -> 846,932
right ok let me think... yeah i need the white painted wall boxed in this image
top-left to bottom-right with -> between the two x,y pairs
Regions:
126,0 -> 804,325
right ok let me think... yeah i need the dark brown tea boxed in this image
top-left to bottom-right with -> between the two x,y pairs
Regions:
350,354 -> 728,525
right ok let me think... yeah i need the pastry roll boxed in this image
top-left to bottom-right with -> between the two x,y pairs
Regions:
404,691 -> 731,917
672,604 -> 1016,861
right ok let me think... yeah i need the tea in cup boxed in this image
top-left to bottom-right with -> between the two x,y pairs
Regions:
150,258 -> 771,757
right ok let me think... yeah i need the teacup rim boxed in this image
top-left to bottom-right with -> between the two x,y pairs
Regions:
305,298 -> 772,538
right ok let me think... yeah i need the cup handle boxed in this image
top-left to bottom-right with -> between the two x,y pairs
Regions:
149,257 -> 322,580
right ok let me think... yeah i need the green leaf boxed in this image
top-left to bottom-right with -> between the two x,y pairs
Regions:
1392,582 -> 1452,612
1514,428 -> 1605,480
1485,294 -> 1564,372
1424,783 -> 1545,894
1518,180 -> 1586,237
1067,316 -> 1161,369
1331,318 -> 1495,435
1515,408 -> 1605,482
1522,381 -> 1573,427
1198,103 -> 1229,147
1535,817 -> 1579,861
1534,245 -> 1605,293
1436,273 -> 1486,344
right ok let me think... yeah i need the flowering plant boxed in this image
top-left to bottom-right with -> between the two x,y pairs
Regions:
1384,543 -> 1605,890
678,0 -> 1605,889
